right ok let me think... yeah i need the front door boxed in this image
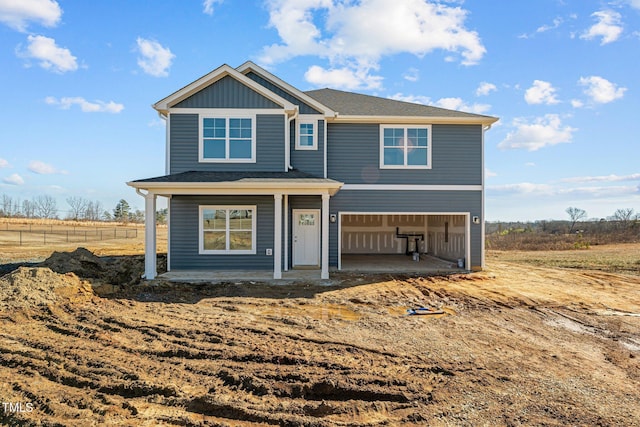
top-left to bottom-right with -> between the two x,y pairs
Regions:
292,209 -> 320,267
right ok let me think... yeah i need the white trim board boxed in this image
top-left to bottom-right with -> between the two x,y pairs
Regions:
341,184 -> 482,191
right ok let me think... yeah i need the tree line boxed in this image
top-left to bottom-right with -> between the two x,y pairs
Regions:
0,194 -> 167,224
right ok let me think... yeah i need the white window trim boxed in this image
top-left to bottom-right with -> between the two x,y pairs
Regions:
198,112 -> 257,163
199,205 -> 257,255
295,115 -> 318,151
379,124 -> 432,170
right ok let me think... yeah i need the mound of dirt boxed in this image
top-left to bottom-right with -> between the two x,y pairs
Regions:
40,247 -> 106,278
0,267 -> 94,310
39,247 -> 147,287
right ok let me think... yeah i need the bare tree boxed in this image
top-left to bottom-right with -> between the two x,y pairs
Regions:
1,194 -> 14,217
566,207 -> 587,233
22,199 -> 35,218
611,208 -> 635,229
34,195 -> 58,219
84,200 -> 104,221
66,196 -> 89,221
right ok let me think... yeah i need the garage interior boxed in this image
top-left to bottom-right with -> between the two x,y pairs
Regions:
339,213 -> 469,272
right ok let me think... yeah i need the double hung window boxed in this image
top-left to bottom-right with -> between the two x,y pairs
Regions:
380,125 -> 431,169
296,117 -> 317,150
200,206 -> 256,254
201,116 -> 255,162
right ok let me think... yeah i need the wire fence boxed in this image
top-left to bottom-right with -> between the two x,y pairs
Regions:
0,222 -> 140,247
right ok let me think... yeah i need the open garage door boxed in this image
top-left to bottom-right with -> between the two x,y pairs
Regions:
338,213 -> 470,272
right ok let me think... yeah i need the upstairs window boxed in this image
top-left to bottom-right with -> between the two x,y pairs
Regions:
200,115 -> 255,162
380,125 -> 431,169
296,117 -> 317,150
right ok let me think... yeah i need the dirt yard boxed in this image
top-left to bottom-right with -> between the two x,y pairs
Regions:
0,244 -> 639,426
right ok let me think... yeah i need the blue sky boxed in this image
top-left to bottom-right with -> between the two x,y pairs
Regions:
0,0 -> 638,221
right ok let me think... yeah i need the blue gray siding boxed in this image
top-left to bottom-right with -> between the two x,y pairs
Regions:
169,113 -> 285,173
329,190 -> 483,267
327,124 -> 482,185
170,195 -> 275,270
290,119 -> 325,177
245,72 -> 321,114
174,76 -> 281,109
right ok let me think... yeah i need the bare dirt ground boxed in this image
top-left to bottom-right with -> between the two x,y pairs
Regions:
0,244 -> 639,426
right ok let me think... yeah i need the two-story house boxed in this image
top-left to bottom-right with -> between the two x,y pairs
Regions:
128,62 -> 498,280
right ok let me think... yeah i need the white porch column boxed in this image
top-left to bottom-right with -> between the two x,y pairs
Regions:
321,193 -> 330,279
144,192 -> 157,279
273,193 -> 283,279
283,194 -> 289,271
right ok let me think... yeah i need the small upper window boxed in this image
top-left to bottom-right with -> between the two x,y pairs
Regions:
296,117 -> 317,150
201,115 -> 255,162
380,125 -> 431,169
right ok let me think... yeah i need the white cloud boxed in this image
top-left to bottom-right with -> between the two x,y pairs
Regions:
28,160 -> 67,175
389,93 -> 491,114
629,0 -> 640,10
498,114 -> 576,151
525,162 -> 536,167
524,80 -> 560,105
304,65 -> 383,90
476,82 -> 497,96
203,0 -> 224,15
0,158 -> 9,168
403,67 -> 419,82
536,17 -> 563,33
0,0 -> 61,31
260,0 -> 485,89
580,10 -> 623,45
571,99 -> 584,108
488,182 -> 554,195
45,96 -> 124,113
434,97 -> 491,114
578,76 -> 626,104
136,37 -> 174,77
561,173 -> 640,183
19,34 -> 77,73
485,168 -> 497,178
3,173 -> 24,185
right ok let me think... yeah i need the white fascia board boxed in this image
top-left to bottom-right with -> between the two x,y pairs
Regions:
341,184 -> 482,191
330,115 -> 499,126
153,64 -> 296,114
127,180 -> 343,196
236,61 -> 335,118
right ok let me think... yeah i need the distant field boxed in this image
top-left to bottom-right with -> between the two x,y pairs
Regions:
487,242 -> 640,276
0,218 -> 167,263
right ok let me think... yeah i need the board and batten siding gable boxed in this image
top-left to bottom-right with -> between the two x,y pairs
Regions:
290,119 -> 325,177
169,113 -> 286,173
328,190 -> 483,267
173,75 -> 282,109
245,71 -> 321,115
327,123 -> 483,185
170,195 -> 276,270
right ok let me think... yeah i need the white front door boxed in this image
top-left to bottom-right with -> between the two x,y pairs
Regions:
292,209 -> 320,267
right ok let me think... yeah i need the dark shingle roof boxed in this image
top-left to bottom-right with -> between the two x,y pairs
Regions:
132,170 -> 322,183
305,88 -> 496,121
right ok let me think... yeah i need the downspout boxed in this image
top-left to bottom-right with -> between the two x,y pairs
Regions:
158,111 -> 169,175
286,107 -> 299,171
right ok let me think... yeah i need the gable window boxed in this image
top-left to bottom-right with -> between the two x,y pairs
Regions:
199,206 -> 256,254
200,115 -> 256,162
295,117 -> 317,150
380,125 -> 431,169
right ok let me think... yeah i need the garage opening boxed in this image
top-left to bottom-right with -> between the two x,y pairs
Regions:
339,213 -> 469,272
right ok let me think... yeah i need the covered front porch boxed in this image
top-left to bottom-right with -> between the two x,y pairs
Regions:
127,171 -> 343,281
